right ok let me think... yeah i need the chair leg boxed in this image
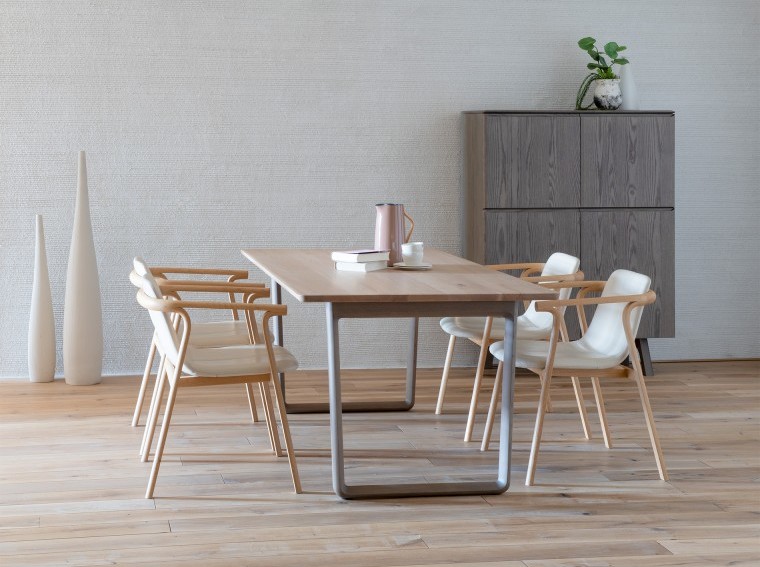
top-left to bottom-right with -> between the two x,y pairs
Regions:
260,381 -> 282,456
140,356 -> 165,456
268,377 -> 302,494
245,383 -> 259,423
591,377 -> 612,448
132,337 -> 157,427
571,377 -> 593,440
142,363 -> 168,463
480,361 -> 503,452
539,373 -> 553,413
630,369 -> 669,480
258,382 -> 277,453
526,370 -> 552,486
464,318 -> 493,442
145,380 -> 180,499
435,335 -> 457,415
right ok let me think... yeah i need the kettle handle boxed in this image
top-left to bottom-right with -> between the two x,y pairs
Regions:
403,207 -> 415,243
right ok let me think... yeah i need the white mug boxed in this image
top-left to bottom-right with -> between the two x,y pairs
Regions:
401,241 -> 424,265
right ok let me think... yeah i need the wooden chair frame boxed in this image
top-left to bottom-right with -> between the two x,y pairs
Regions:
138,281 -> 278,460
129,266 -> 264,428
136,286 -> 301,498
481,279 -> 666,486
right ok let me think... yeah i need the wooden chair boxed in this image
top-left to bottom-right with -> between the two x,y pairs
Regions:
435,253 -> 586,443
133,258 -> 301,498
129,264 -> 264,428
484,269 -> 667,486
133,261 -> 279,461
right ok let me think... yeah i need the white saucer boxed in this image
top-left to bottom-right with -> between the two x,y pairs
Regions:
393,262 -> 432,271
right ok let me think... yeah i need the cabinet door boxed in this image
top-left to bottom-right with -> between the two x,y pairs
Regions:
581,115 -> 675,207
580,210 -> 675,337
484,210 -> 580,264
485,115 -> 580,208
485,209 -> 582,338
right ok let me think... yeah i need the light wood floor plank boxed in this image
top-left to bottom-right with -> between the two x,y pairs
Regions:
0,361 -> 757,566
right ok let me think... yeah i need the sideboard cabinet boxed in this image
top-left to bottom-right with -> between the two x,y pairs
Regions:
464,110 -> 675,354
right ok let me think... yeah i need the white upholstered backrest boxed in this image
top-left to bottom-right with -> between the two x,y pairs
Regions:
521,252 -> 581,329
133,257 -> 182,366
577,269 -> 651,361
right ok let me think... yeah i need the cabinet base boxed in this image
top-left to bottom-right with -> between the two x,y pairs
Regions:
635,338 -> 654,376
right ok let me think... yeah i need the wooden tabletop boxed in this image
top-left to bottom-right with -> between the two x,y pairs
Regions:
241,248 -> 557,303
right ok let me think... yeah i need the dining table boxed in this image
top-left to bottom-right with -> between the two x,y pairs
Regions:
241,247 -> 555,499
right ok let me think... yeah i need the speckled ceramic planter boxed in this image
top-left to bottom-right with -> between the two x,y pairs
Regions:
593,79 -> 622,110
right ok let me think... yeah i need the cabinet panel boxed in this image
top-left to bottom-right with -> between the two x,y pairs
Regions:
484,210 -> 580,265
581,115 -> 675,207
485,209 -> 582,338
580,210 -> 675,337
485,115 -> 580,208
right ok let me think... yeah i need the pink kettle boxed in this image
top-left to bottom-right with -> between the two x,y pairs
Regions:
374,204 -> 415,265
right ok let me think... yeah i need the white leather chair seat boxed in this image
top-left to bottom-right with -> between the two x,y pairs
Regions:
439,313 -> 554,342
490,339 -> 627,371
184,344 -> 299,377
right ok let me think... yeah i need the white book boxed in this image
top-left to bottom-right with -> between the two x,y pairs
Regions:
335,260 -> 388,272
331,249 -> 390,263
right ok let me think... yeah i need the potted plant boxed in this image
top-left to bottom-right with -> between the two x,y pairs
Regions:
575,37 -> 629,110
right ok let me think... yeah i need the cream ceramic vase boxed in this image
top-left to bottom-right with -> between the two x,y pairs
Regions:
63,151 -> 103,386
28,214 -> 56,383
593,79 -> 623,110
620,65 -> 640,110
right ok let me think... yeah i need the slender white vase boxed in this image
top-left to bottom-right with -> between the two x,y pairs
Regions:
63,151 -> 103,386
28,215 -> 56,383
620,64 -> 640,110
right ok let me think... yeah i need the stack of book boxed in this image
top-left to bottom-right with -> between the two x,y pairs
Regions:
331,249 -> 390,272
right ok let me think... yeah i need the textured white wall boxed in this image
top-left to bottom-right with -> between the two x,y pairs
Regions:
1,1 -> 758,378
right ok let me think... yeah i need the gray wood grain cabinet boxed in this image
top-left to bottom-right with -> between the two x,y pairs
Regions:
465,110 -> 675,346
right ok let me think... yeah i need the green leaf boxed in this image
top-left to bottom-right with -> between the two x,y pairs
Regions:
578,37 -> 596,50
617,45 -> 627,51
597,55 -> 609,68
613,57 -> 630,65
587,62 -> 601,69
604,42 -> 619,59
587,48 -> 599,61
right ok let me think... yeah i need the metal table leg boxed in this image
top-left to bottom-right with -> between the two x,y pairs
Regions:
271,280 -> 417,414
326,302 -> 515,499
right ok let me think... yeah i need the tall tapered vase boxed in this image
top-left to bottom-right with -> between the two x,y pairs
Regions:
63,151 -> 103,385
620,64 -> 640,110
28,215 -> 56,383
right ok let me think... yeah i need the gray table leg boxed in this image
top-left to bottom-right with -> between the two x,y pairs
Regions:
327,303 -> 514,499
497,307 -> 516,488
271,279 -> 286,402
278,296 -> 416,415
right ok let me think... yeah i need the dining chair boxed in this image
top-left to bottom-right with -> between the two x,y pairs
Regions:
129,265 -> 265,428
435,253 -> 586,443
133,258 -> 301,498
133,260 -> 281,461
484,269 -> 666,486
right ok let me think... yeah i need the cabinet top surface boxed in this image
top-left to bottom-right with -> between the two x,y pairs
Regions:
464,110 -> 674,115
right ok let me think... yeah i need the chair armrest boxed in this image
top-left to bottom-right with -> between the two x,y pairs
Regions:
533,290 -> 656,312
149,266 -> 248,280
522,271 -> 585,284
539,280 -> 606,292
129,270 -> 263,290
157,281 -> 268,296
486,262 -> 545,278
136,290 -> 287,316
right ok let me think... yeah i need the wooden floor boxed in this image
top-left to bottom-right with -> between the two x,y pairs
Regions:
0,361 -> 758,566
